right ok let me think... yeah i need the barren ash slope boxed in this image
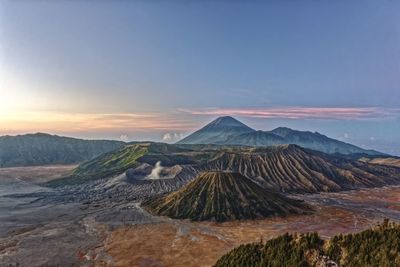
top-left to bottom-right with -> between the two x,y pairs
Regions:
359,156 -> 400,168
142,171 -> 311,222
200,144 -> 400,193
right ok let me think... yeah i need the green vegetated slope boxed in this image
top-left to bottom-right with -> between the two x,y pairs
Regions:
47,142 -> 194,187
142,171 -> 310,222
214,220 -> 400,267
202,144 -> 400,193
0,133 -> 124,167
47,144 -> 148,186
73,144 -> 148,178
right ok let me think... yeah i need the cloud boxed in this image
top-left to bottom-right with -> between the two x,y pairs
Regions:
0,111 -> 196,134
119,134 -> 129,142
162,132 -> 184,142
338,132 -> 350,141
179,107 -> 400,120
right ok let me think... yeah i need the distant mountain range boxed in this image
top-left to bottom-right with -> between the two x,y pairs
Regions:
177,116 -> 384,156
0,133 -> 124,167
0,117 -> 387,168
142,171 -> 310,222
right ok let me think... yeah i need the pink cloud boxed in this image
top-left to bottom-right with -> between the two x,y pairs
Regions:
178,107 -> 399,120
0,111 -> 197,134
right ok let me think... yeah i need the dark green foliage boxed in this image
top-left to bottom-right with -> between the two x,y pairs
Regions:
214,220 -> 400,267
215,232 -> 323,267
326,220 -> 400,266
0,133 -> 124,167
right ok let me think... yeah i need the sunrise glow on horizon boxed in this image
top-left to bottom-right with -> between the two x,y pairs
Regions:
1,1 -> 399,155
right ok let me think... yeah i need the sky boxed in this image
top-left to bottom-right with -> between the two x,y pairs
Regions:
0,1 -> 399,155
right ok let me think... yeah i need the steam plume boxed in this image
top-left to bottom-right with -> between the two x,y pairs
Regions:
146,161 -> 164,179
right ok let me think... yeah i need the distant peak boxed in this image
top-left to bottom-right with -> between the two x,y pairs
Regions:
211,116 -> 239,124
270,127 -> 295,136
206,116 -> 254,129
176,116 -> 254,144
32,132 -> 55,136
272,127 -> 293,132
217,116 -> 235,120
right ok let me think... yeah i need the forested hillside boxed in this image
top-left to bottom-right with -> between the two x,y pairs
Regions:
214,220 -> 400,267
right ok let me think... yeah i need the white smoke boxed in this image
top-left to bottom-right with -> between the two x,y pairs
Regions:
146,161 -> 164,179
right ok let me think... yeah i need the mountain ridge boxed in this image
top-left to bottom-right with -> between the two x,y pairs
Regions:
200,144 -> 400,193
0,133 -> 125,167
177,116 -> 384,156
48,142 -> 400,193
